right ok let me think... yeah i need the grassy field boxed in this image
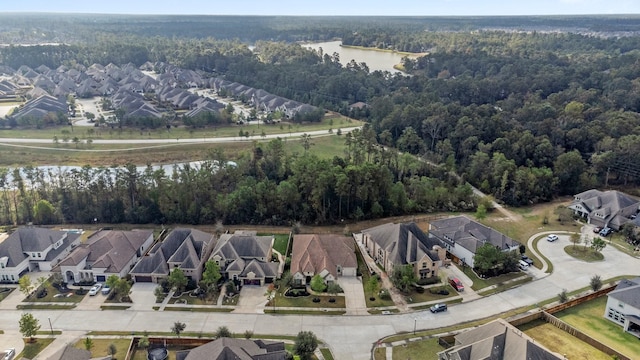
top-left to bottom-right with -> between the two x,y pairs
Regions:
519,319 -> 612,360
555,296 -> 640,358
564,245 -> 605,262
74,338 -> 132,359
0,129 -> 349,167
392,337 -> 444,360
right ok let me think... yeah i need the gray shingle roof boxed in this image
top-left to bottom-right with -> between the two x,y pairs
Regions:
361,222 -> 440,265
0,227 -> 78,267
177,338 -> 286,360
429,215 -> 520,253
608,277 -> 640,309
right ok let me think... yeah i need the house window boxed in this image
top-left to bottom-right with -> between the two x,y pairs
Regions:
422,263 -> 427,269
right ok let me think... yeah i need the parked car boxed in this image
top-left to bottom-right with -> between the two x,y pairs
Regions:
521,255 -> 534,265
381,310 -> 392,315
430,303 -> 448,313
88,284 -> 102,296
593,226 -> 602,234
599,227 -> 613,237
518,260 -> 529,271
547,234 -> 559,242
101,285 -> 111,295
3,348 -> 15,360
449,277 -> 464,292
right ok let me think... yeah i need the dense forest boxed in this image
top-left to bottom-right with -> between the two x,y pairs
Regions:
1,14 -> 640,225
0,132 -> 475,226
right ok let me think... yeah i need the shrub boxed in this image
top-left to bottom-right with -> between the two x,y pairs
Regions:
416,276 -> 440,286
558,288 -> 568,303
379,289 -> 391,300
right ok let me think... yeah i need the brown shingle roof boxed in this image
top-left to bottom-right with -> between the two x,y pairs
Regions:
291,234 -> 356,279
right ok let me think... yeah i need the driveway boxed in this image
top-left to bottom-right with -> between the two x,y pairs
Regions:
339,277 -> 367,315
128,282 -> 159,311
234,286 -> 267,314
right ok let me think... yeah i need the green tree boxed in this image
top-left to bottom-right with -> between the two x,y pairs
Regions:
391,264 -> 417,293
33,199 -> 56,225
310,274 -> 327,292
475,204 -> 487,220
171,321 -> 186,338
558,288 -> 568,303
168,268 -> 188,293
200,260 -> 222,301
18,276 -> 34,299
19,313 -> 40,342
591,237 -> 607,252
472,243 -> 502,275
107,343 -> 117,359
215,326 -> 232,339
590,274 -> 603,292
138,336 -> 149,349
294,331 -> 318,360
84,337 -> 94,352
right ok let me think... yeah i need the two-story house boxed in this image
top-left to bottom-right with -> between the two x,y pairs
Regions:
428,215 -> 520,268
58,229 -> 154,283
604,277 -> 640,336
357,222 -> 445,280
569,189 -> 640,230
0,227 -> 80,283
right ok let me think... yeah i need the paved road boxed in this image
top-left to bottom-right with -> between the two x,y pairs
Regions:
0,230 -> 637,360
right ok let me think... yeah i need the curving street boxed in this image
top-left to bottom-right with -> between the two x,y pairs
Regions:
0,227 -> 637,359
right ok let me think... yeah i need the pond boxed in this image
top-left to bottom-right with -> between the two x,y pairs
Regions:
302,40 -> 418,74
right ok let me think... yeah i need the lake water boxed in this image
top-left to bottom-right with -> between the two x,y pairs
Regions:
303,40 -> 415,74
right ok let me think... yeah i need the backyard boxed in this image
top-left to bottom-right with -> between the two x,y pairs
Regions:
73,338 -> 132,359
555,295 -> 640,358
519,319 -> 612,360
392,338 -> 444,360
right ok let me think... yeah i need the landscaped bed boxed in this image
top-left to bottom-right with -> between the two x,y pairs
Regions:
269,291 -> 345,309
169,289 -> 220,305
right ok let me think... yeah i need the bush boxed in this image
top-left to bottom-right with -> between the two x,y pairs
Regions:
558,288 -> 568,303
416,276 -> 440,286
379,289 -> 391,300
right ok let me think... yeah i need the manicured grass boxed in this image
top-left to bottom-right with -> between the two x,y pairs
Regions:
163,307 -> 234,312
100,305 -> 131,310
17,304 -> 76,310
555,296 -> 640,358
403,285 -> 456,304
0,287 -> 14,301
74,338 -> 132,359
564,245 -> 604,262
17,338 -> 54,359
25,283 -> 85,303
519,319 -> 612,360
478,277 -> 532,296
320,348 -> 334,360
269,293 -> 345,309
606,233 -> 639,257
168,291 -> 219,305
355,250 -> 395,308
36,330 -> 62,335
457,264 -> 526,291
272,234 -> 290,256
392,337 -> 444,360
264,309 -> 346,315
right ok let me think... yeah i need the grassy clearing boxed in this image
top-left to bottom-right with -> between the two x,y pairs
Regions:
392,337 -> 444,360
519,319 -> 612,360
555,296 -> 640,358
564,245 -> 604,262
457,264 -> 526,291
74,338 -> 132,359
17,338 -> 54,359
0,130 -> 348,167
478,277 -> 532,296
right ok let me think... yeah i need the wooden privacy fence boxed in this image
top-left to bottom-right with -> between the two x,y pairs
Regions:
541,312 -> 630,360
545,286 -> 615,314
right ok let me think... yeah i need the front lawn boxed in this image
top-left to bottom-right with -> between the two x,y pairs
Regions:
0,287 -> 13,301
457,264 -> 526,291
268,292 -> 345,309
564,245 -> 604,262
24,283 -> 85,303
356,250 -> 395,308
17,338 -> 54,359
404,285 -> 456,304
392,337 -> 444,360
74,338 -> 132,359
519,319 -> 612,360
168,290 -> 219,305
555,296 -> 640,358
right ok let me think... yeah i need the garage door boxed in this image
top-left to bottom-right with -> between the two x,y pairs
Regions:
96,275 -> 106,282
135,275 -> 152,283
243,279 -> 260,286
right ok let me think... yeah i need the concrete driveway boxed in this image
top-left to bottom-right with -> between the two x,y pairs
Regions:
234,286 -> 268,314
128,282 -> 159,311
339,277 -> 367,315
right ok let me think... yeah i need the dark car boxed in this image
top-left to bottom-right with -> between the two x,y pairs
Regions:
521,255 -> 534,265
599,227 -> 613,237
430,303 -> 447,313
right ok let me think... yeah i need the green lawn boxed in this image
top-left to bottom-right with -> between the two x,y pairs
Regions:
168,290 -> 219,305
555,296 -> 640,358
25,283 -> 85,303
392,337 -> 444,360
74,338 -> 132,359
457,264 -> 526,291
564,245 -> 604,262
17,338 -> 54,359
269,293 -> 345,309
355,250 -> 395,308
0,288 -> 13,302
404,285 -> 457,304
519,319 -> 612,360
272,234 -> 290,256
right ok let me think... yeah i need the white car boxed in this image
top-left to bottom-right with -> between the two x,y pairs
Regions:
88,284 -> 102,296
547,234 -> 559,242
3,348 -> 15,360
